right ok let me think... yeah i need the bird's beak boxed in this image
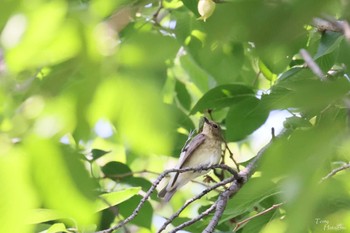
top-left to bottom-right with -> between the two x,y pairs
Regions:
203,117 -> 210,124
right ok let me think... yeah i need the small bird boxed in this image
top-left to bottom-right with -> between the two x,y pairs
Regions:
158,117 -> 223,202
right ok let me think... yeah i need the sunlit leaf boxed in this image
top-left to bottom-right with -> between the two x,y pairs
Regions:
0,149 -> 37,233
27,209 -> 66,224
25,136 -> 97,228
47,223 -> 68,233
259,59 -> 277,82
96,188 -> 141,212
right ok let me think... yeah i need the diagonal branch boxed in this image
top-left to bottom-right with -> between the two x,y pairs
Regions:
203,128 -> 289,233
169,204 -> 217,233
157,176 -> 236,232
320,162 -> 350,183
233,202 -> 284,231
96,164 -> 238,233
299,49 -> 326,81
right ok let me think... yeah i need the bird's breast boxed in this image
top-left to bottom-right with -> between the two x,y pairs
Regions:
185,140 -> 222,167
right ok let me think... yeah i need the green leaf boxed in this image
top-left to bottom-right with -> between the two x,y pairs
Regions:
98,208 -> 115,230
221,178 -> 280,223
25,137 -> 97,227
101,161 -> 132,179
47,223 -> 68,233
180,54 -> 212,92
0,150 -> 37,233
190,84 -> 255,114
283,116 -> 313,129
118,196 -> 153,229
226,97 -> 269,141
90,149 -> 111,161
314,31 -> 343,60
268,74 -> 350,113
241,208 -> 278,233
123,177 -> 156,199
175,80 -> 192,110
181,0 -> 200,17
259,59 -> 277,81
95,188 -> 141,212
173,11 -> 195,43
27,209 -> 66,224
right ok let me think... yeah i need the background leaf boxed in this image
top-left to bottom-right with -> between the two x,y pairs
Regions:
226,97 -> 269,141
190,84 -> 255,114
96,188 -> 141,212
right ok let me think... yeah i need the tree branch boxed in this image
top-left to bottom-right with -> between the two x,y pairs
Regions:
97,129 -> 289,233
320,162 -> 350,183
233,202 -> 284,231
96,164 -> 238,233
202,129 -> 289,232
169,204 -> 217,233
299,49 -> 326,81
313,17 -> 350,42
158,176 -> 236,232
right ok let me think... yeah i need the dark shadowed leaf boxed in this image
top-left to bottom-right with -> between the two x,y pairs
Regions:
226,97 -> 269,141
175,80 -> 192,110
190,84 -> 255,114
90,149 -> 111,161
118,196 -> 153,229
221,178 -> 280,223
101,162 -> 132,179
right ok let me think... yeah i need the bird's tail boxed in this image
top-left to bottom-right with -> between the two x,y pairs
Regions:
158,187 -> 177,202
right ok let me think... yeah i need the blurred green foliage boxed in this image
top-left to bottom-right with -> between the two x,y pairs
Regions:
1,0 -> 350,232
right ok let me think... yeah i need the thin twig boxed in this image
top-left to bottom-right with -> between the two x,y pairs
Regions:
203,179 -> 241,233
299,49 -> 326,80
101,169 -> 161,179
313,17 -> 350,41
97,129 -> 289,233
320,162 -> 350,183
96,164 -> 238,233
271,127 -> 275,139
233,202 -> 284,231
170,204 -> 218,233
158,176 -> 236,232
152,0 -> 163,24
202,129 -> 289,233
224,141 -> 240,171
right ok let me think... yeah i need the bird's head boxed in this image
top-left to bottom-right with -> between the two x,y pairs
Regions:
203,117 -> 222,139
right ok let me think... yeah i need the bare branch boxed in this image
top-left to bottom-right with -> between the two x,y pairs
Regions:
313,17 -> 350,42
158,176 -> 236,232
233,202 -> 284,231
313,18 -> 344,33
203,179 -> 243,232
101,169 -> 161,179
96,164 -> 238,233
152,0 -> 163,23
202,129 -> 289,233
299,49 -> 326,80
320,162 -> 350,183
224,140 -> 240,172
169,204 -> 217,233
97,129 -> 289,233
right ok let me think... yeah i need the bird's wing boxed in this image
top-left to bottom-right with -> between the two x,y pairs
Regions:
170,133 -> 206,187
